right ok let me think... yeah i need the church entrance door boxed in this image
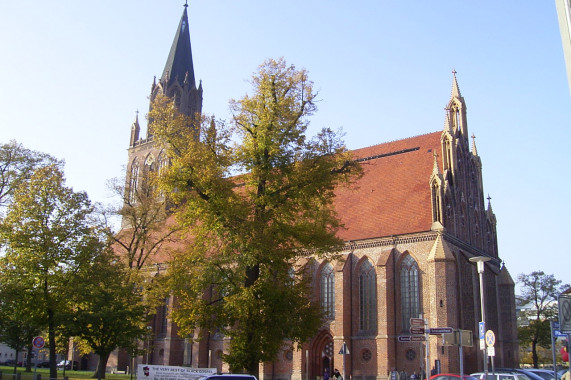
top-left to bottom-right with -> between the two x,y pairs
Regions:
309,330 -> 334,380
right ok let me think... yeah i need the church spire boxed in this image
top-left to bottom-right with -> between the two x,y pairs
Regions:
161,3 -> 195,88
446,70 -> 468,139
451,69 -> 462,99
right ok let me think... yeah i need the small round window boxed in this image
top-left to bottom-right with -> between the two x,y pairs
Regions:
406,349 -> 416,361
361,349 -> 372,362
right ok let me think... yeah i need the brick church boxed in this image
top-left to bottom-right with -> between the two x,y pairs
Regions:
117,4 -> 519,380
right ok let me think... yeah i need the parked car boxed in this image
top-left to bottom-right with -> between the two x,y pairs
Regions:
57,360 -> 78,370
204,375 -> 258,380
472,369 -> 544,380
36,361 -> 51,368
430,374 -> 480,380
1,359 -> 17,366
472,372 -> 520,380
526,369 -> 556,380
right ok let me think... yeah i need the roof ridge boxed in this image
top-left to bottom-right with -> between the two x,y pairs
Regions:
349,130 -> 441,153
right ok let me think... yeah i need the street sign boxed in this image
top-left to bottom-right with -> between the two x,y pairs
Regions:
442,330 -> 473,347
32,336 -> 45,349
410,327 -> 425,334
479,321 -> 486,350
559,294 -> 571,334
485,330 -> 495,347
398,335 -> 426,342
338,342 -> 350,355
410,318 -> 425,327
487,346 -> 495,357
429,327 -> 453,335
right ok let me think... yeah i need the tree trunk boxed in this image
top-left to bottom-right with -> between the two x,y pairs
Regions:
48,308 -> 58,380
93,352 -> 111,380
532,339 -> 539,368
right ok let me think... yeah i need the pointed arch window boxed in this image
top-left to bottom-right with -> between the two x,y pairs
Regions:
359,260 -> 376,332
431,182 -> 442,223
129,161 -> 140,204
401,255 -> 420,331
159,296 -> 169,336
320,263 -> 335,320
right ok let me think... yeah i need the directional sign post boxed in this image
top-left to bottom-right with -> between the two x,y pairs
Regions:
398,335 -> 426,342
410,327 -> 425,334
429,327 -> 453,335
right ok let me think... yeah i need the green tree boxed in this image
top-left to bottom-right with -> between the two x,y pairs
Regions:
0,140 -> 60,211
0,164 -> 104,379
151,58 -> 361,375
64,247 -> 148,380
0,270 -> 43,373
518,271 -> 570,368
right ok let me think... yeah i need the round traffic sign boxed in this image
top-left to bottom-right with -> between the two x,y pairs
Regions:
32,336 -> 45,349
485,330 -> 495,347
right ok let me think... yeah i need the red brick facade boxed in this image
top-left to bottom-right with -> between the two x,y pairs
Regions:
116,7 -> 518,380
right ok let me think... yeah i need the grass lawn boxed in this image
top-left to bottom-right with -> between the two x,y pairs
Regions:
0,366 -> 132,380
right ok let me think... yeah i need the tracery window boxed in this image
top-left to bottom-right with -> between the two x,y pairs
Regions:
160,296 -> 169,336
320,263 -> 335,320
128,160 -> 140,204
401,255 -> 420,331
359,260 -> 376,332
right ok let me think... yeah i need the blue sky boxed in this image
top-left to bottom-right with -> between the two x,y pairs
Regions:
0,1 -> 569,292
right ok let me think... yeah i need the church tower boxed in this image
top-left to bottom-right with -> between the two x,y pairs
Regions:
125,3 -> 202,205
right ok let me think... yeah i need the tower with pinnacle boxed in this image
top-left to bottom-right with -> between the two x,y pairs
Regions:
125,3 -> 202,205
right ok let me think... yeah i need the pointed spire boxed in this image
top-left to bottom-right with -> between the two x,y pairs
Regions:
129,110 -> 141,147
486,194 -> 493,212
427,233 -> 455,262
432,151 -> 441,176
451,69 -> 462,98
161,3 -> 195,87
471,134 -> 479,156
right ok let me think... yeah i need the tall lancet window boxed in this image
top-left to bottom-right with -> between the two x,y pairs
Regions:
401,255 -> 420,331
129,161 -> 140,204
359,260 -> 376,332
432,182 -> 442,223
320,263 -> 335,320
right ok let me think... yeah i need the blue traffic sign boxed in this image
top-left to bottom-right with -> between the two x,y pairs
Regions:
479,322 -> 485,340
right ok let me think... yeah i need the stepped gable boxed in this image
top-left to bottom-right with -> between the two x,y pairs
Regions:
335,131 -> 443,241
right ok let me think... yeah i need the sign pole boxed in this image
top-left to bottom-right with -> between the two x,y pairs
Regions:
551,321 -> 558,380
425,319 -> 429,380
459,331 -> 464,380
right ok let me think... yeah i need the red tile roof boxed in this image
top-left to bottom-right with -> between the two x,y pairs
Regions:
335,131 -> 442,241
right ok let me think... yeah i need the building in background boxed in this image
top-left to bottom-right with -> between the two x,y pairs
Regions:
114,4 -> 519,379
556,0 -> 571,97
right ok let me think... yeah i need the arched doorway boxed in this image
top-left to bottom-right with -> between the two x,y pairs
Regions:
309,330 -> 334,380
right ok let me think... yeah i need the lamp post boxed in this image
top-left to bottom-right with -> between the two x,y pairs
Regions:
469,256 -> 490,377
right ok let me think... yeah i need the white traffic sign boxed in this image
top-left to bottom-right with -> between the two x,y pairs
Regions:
338,342 -> 350,355
487,346 -> 495,357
